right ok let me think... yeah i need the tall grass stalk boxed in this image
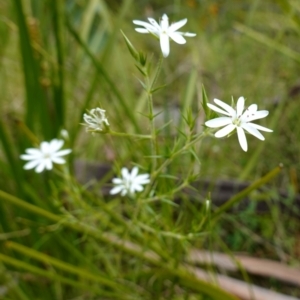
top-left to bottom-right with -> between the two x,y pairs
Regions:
0,189 -> 238,299
13,0 -> 52,138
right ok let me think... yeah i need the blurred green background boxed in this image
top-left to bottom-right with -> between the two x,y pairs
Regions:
0,0 -> 300,298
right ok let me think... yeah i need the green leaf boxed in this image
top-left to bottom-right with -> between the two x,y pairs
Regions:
0,119 -> 23,195
138,52 -> 147,66
121,30 -> 139,61
201,84 -> 209,116
234,22 -> 300,64
135,64 -> 147,76
52,0 -> 66,130
150,84 -> 166,94
160,198 -> 179,207
13,0 -> 52,138
179,68 -> 197,131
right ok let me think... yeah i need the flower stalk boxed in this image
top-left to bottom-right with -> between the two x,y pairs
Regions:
145,54 -> 164,173
211,164 -> 283,221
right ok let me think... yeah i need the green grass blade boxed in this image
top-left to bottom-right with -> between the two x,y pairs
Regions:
66,19 -> 140,132
12,0 -> 52,138
0,189 -> 238,299
234,22 -> 300,64
70,72 -> 99,146
0,119 -> 23,195
212,164 -> 283,221
52,0 -> 65,131
6,241 -> 129,292
0,253 -> 102,294
179,68 -> 197,131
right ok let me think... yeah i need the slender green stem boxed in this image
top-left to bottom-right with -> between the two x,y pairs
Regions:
13,0 -> 52,138
152,131 -> 207,183
0,119 -> 24,195
15,119 -> 40,145
6,241 -> 128,291
0,190 -> 61,223
0,189 -> 237,299
147,90 -> 156,171
136,222 -> 195,240
87,130 -> 151,139
142,131 -> 207,196
146,54 -> 164,172
0,262 -> 30,300
211,164 -> 283,221
150,54 -> 164,91
142,181 -> 189,203
0,253 -> 96,291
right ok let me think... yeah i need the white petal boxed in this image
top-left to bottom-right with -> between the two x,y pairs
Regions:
236,97 -> 245,117
214,99 -> 236,116
40,141 -> 50,153
248,123 -> 273,132
110,186 -> 124,195
131,167 -> 139,178
49,139 -> 64,152
205,117 -> 232,128
35,161 -> 46,173
136,174 -> 150,184
215,124 -> 236,138
242,123 -> 265,140
160,14 -> 169,31
20,153 -> 41,160
45,158 -> 53,170
112,178 -> 123,184
51,157 -> 66,164
247,110 -> 269,122
137,180 -> 150,186
135,28 -> 150,34
181,32 -> 196,37
148,18 -> 161,31
121,168 -> 130,179
169,32 -> 186,44
55,149 -> 72,157
248,104 -> 257,112
83,114 -> 93,123
169,18 -> 187,32
25,148 -> 41,155
160,33 -> 170,57
133,20 -> 153,27
135,180 -> 150,187
207,103 -> 231,116
133,21 -> 158,34
132,184 -> 144,193
121,189 -> 128,197
237,127 -> 247,151
23,159 -> 40,170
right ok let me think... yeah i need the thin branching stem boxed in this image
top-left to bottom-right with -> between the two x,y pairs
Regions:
146,54 -> 164,172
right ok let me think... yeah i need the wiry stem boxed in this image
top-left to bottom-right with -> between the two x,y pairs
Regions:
146,54 -> 164,173
0,189 -> 238,300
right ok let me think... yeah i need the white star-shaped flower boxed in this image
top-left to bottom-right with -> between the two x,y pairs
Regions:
133,13 -> 196,57
205,97 -> 273,152
110,167 -> 150,197
83,108 -> 109,132
20,139 -> 72,173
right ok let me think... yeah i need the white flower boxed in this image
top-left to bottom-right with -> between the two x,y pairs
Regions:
133,13 -> 196,57
83,108 -> 109,132
205,97 -> 273,152
20,139 -> 72,173
110,167 -> 150,197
